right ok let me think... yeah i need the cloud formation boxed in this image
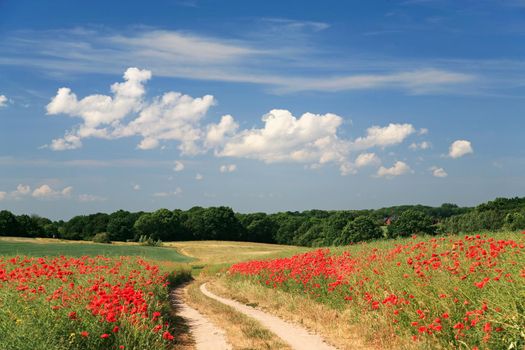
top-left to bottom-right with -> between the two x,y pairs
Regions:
430,166 -> 448,178
78,194 -> 107,202
153,187 -> 182,197
449,140 -> 473,158
0,95 -> 7,107
45,68 -> 473,177
219,164 -> 237,173
352,123 -> 415,150
174,161 -> 185,172
377,161 -> 411,177
47,68 -> 215,153
0,184 -> 32,200
354,153 -> 381,168
214,109 -> 349,167
409,141 -> 431,150
32,184 -> 73,199
0,183 -> 105,201
1,28 -> 476,94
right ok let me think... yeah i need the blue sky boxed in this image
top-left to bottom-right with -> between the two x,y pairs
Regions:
0,0 -> 524,219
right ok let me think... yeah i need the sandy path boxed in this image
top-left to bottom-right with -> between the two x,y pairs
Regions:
200,283 -> 337,350
171,288 -> 232,350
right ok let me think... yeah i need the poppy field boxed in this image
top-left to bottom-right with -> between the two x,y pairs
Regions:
0,255 -> 181,350
228,232 -> 525,349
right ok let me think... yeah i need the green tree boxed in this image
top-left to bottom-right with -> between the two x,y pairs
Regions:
292,218 -> 323,246
238,213 -> 276,243
107,210 -> 140,241
270,212 -> 304,245
322,211 -> 358,246
0,210 -> 19,236
387,210 -> 435,238
337,216 -> 383,245
134,209 -> 185,241
15,214 -> 40,237
62,215 -> 88,240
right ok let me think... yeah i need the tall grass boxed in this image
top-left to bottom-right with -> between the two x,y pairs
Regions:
228,232 -> 525,349
0,255 -> 180,350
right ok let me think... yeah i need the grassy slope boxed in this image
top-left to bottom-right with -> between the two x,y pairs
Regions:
0,237 -> 310,348
0,237 -> 191,262
167,240 -> 310,264
219,231 -> 525,350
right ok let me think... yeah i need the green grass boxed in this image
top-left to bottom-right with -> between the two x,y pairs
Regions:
0,240 -> 192,262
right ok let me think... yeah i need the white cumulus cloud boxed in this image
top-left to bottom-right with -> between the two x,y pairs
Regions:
352,123 -> 415,150
449,140 -> 473,158
32,184 -> 73,199
418,128 -> 429,135
205,115 -> 239,148
409,141 -> 431,150
354,153 -> 381,168
46,68 -> 215,153
44,68 -> 427,176
14,184 -> 31,196
174,160 -> 185,172
0,184 -> 74,200
430,166 -> 448,178
0,184 -> 31,200
195,173 -> 204,180
219,164 -> 237,173
0,95 -> 7,107
377,161 -> 411,177
215,109 -> 349,167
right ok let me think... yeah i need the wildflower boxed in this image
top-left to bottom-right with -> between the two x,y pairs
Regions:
162,331 -> 174,341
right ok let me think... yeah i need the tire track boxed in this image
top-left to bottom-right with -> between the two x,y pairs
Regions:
200,283 -> 337,350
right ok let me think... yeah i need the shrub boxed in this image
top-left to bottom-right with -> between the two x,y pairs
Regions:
504,211 -> 525,231
138,234 -> 163,247
92,232 -> 111,244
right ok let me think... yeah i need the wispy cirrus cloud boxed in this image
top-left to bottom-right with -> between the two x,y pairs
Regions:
0,27 -> 476,94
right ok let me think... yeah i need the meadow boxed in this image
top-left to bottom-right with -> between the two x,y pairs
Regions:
0,237 -> 307,349
226,231 -> 525,350
1,233 -> 523,349
0,255 -> 186,350
0,237 -> 192,262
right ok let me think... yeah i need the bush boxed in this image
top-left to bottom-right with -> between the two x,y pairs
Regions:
504,211 -> 525,231
387,210 -> 435,238
337,216 -> 383,244
138,234 -> 163,247
92,232 -> 111,243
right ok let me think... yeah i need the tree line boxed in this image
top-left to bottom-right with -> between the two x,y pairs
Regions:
0,196 -> 524,246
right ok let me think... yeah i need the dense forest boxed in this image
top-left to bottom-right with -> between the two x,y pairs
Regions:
1,197 -> 524,247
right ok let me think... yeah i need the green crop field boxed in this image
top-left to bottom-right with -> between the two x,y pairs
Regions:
0,238 -> 192,262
